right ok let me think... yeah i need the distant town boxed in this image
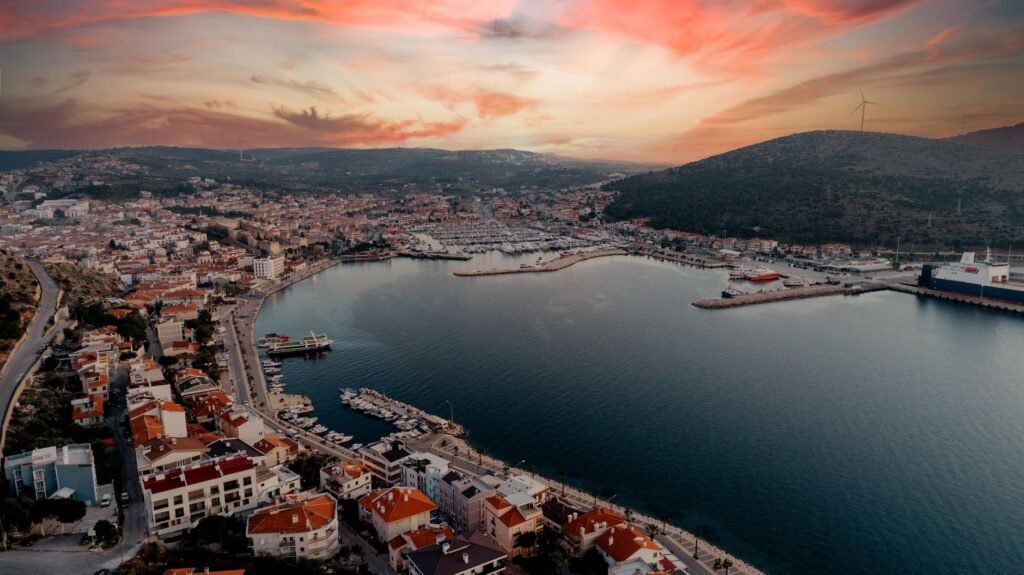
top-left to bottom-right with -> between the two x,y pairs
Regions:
0,149 -> 1021,575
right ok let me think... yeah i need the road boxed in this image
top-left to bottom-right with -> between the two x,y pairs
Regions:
0,259 -> 60,450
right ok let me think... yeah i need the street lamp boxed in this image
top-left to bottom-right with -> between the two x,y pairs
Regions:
441,400 -> 454,423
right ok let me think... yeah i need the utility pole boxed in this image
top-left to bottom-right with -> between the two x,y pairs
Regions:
895,237 -> 901,271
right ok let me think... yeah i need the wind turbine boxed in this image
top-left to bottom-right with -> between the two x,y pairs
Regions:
850,89 -> 880,132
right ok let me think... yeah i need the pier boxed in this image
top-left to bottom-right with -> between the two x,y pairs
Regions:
694,283 -> 887,309
398,251 -> 473,261
888,283 -> 1024,314
454,248 -> 628,276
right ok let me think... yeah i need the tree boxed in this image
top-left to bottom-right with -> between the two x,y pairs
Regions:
722,558 -> 734,574
94,519 -> 118,546
514,530 -> 538,555
32,498 -> 86,523
42,356 -> 59,372
158,355 -> 179,368
646,522 -> 661,542
1,496 -> 35,533
693,524 -> 720,560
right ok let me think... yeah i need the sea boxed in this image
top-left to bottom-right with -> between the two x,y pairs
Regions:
255,251 -> 1024,575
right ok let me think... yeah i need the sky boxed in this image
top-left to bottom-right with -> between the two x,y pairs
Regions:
1,0 -> 1023,163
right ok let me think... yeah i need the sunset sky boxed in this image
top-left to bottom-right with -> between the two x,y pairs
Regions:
1,0 -> 1022,163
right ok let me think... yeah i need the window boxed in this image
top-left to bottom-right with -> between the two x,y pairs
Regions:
188,489 -> 204,500
154,498 -> 169,510
211,497 -> 220,507
211,486 -> 220,494
244,488 -> 253,497
175,508 -> 185,518
243,476 -> 252,486
224,479 -> 239,490
155,511 -> 170,522
173,495 -> 183,505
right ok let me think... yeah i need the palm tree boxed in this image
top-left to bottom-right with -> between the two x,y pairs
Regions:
625,508 -> 634,523
646,522 -> 661,542
558,470 -> 567,496
722,558 -> 734,574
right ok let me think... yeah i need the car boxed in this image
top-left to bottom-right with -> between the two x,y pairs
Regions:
120,491 -> 129,504
100,494 -> 112,507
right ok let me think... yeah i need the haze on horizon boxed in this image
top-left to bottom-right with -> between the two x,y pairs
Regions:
1,0 -> 1022,163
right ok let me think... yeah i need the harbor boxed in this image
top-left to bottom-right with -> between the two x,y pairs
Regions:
634,247 -> 734,269
453,248 -> 629,276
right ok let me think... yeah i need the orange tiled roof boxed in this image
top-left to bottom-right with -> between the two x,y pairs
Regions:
565,507 -> 626,537
163,568 -> 245,575
247,493 -> 336,535
359,487 -> 437,523
596,524 -> 662,563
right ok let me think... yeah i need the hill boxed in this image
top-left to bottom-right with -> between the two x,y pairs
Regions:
947,122 -> 1024,153
0,250 -> 40,369
0,146 -> 656,200
604,130 -> 1024,248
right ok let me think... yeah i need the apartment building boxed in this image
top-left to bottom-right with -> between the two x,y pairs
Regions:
141,455 -> 259,539
247,492 -> 340,560
320,461 -> 373,500
359,487 -> 437,542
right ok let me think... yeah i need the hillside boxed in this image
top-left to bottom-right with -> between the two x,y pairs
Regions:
604,130 -> 1024,248
947,122 -> 1024,153
0,250 -> 40,368
0,146 -> 657,200
45,262 -> 121,308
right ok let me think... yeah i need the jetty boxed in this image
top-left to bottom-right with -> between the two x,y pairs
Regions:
694,283 -> 887,309
454,248 -> 628,277
888,283 -> 1024,314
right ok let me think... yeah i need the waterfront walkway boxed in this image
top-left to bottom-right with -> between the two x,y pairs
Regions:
422,435 -> 766,575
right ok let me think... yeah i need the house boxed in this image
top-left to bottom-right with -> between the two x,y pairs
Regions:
141,455 -> 259,539
4,444 -> 100,505
438,470 -> 498,534
129,399 -> 187,444
359,440 -> 412,484
563,507 -> 626,555
136,436 -> 210,475
253,434 -> 302,467
359,487 -> 437,543
247,492 -> 340,560
187,390 -> 234,423
595,524 -> 667,571
482,493 -> 543,558
320,461 -> 373,500
406,533 -> 507,575
400,452 -> 450,503
216,407 -> 266,444
71,395 -> 105,427
388,526 -> 454,573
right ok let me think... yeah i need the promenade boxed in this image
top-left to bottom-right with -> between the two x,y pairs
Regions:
422,434 -> 766,575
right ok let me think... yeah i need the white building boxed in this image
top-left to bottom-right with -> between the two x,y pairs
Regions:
359,487 -> 438,543
253,256 -> 285,280
247,492 -> 340,560
359,440 -> 412,485
320,461 -> 373,500
400,452 -> 450,504
140,454 -> 259,539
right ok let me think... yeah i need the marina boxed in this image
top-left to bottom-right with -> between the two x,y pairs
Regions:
453,248 -> 628,276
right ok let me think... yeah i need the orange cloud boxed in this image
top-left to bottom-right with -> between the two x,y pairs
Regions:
427,87 -> 538,119
0,0 -> 517,40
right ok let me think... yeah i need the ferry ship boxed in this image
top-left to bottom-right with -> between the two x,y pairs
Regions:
919,251 -> 1024,303
267,331 -> 333,356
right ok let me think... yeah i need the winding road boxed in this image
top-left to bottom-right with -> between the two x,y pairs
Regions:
0,259 -> 60,450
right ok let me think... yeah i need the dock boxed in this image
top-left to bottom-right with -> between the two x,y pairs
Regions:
634,248 -> 734,269
888,283 -> 1024,314
345,387 -> 466,437
454,248 -> 628,277
398,251 -> 473,261
694,283 -> 887,309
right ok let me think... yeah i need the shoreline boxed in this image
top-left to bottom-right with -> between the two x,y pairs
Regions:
248,254 -> 768,575
453,248 -> 629,276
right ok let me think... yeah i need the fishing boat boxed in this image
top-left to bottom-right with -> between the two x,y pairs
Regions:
722,287 -> 745,299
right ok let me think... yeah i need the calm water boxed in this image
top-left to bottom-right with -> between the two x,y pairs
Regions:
256,253 -> 1024,575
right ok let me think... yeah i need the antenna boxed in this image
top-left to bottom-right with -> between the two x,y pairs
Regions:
850,89 -> 881,132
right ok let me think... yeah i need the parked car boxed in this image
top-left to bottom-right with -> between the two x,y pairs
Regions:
120,491 -> 129,504
100,494 -> 112,507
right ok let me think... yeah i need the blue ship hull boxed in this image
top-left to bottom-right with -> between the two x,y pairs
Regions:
929,278 -> 1024,304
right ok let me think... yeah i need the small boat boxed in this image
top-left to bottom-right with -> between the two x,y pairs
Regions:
349,443 -> 364,450
311,425 -> 328,434
783,277 -> 806,288
722,287 -> 745,299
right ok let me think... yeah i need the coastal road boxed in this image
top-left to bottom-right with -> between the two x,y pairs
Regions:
0,259 -> 60,450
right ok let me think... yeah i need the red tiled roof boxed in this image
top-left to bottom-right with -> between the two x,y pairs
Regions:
247,494 -> 335,535
596,524 -> 662,563
359,487 -> 437,523
564,507 -> 625,537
